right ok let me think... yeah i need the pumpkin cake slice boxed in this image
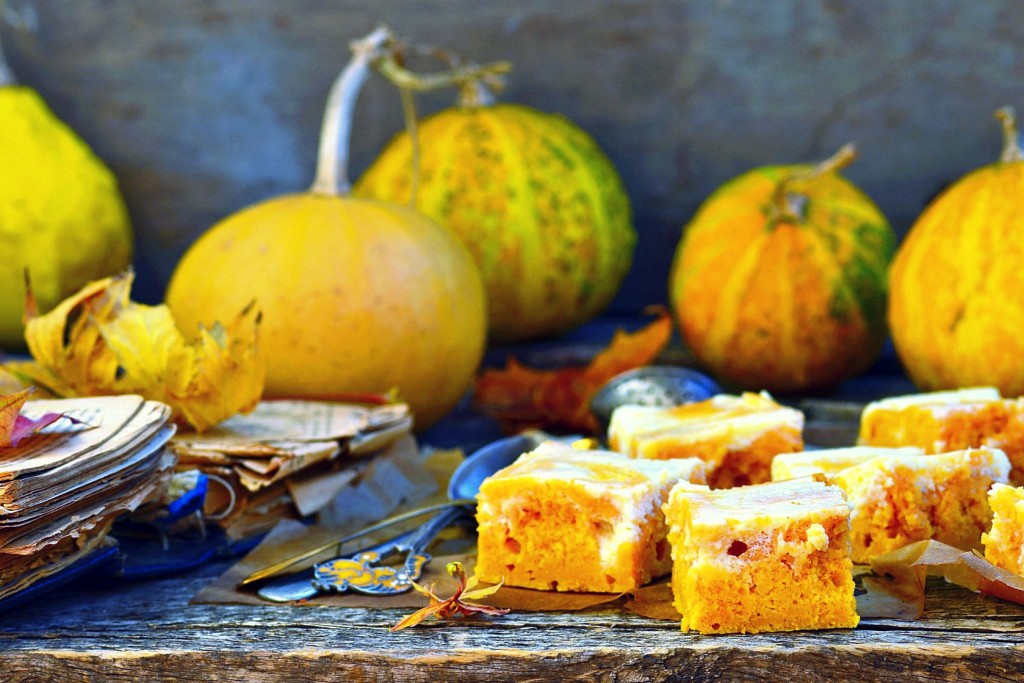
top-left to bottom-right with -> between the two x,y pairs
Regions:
859,388 -> 1024,485
663,477 -> 858,634
608,392 -> 803,488
981,483 -> 1024,577
474,441 -> 707,593
833,447 -> 1010,563
858,387 -> 1003,451
770,446 -> 925,481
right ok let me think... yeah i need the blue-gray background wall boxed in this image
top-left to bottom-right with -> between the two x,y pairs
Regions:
3,1 -> 1022,313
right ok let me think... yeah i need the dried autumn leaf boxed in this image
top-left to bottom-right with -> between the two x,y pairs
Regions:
7,271 -> 265,433
474,310 -> 673,433
390,561 -> 510,632
0,387 -> 72,447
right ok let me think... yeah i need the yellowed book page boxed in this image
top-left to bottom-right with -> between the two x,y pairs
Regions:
172,401 -> 410,448
0,395 -> 148,480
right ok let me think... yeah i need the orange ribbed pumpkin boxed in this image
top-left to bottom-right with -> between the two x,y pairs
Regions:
889,107 -> 1024,395
670,145 -> 896,392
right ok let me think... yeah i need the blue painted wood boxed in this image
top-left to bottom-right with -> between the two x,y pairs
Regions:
2,0 -> 1022,311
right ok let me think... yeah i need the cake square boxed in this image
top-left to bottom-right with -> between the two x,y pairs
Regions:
988,397 -> 1024,486
770,446 -> 925,481
473,441 -> 707,593
858,387 -> 1003,450
608,392 -> 803,489
663,478 -> 858,634
982,483 -> 1024,576
859,388 -> 1024,486
834,447 -> 1009,563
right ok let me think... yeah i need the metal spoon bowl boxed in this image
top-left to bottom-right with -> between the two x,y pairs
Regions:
589,365 -> 721,435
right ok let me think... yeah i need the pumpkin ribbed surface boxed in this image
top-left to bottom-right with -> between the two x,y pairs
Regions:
355,103 -> 635,343
889,157 -> 1024,395
671,161 -> 895,392
166,195 -> 486,429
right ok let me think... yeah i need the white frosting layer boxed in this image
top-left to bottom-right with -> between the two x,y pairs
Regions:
608,392 -> 803,457
863,387 -> 1001,416
771,446 -> 925,480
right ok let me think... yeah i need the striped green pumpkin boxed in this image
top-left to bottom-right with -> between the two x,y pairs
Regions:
355,103 -> 635,343
671,146 -> 896,392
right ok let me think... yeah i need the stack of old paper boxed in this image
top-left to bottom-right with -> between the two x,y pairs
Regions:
168,401 -> 417,540
0,394 -> 176,600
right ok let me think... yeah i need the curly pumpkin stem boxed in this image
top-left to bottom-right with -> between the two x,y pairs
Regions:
996,106 -> 1023,163
375,53 -> 510,102
398,85 -> 421,205
770,143 -> 858,223
310,25 -> 393,196
372,48 -> 510,199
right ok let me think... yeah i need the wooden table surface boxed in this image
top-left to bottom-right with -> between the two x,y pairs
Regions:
3,562 -> 1024,682
2,335 -> 1021,682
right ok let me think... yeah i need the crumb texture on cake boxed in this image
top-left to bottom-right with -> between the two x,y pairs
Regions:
608,392 -> 803,489
663,479 -> 858,634
474,442 -> 707,593
982,483 -> 1024,576
859,388 -> 1024,485
835,448 -> 1010,563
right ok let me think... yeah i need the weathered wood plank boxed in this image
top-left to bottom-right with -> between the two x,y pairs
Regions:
2,393 -> 1022,680
2,561 -> 1024,682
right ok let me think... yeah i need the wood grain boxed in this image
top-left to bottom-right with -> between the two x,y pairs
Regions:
1,395 -> 1022,679
2,565 -> 1024,681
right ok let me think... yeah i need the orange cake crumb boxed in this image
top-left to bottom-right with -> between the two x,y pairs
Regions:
770,446 -> 924,481
982,483 -> 1024,576
474,441 -> 707,593
663,478 -> 858,634
858,388 -> 1024,485
989,397 -> 1024,486
833,448 -> 1009,563
608,392 -> 803,488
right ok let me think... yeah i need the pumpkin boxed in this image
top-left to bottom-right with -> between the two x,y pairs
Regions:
0,38 -> 132,349
166,28 -> 486,429
355,85 -> 635,343
670,145 -> 895,392
889,107 -> 1024,395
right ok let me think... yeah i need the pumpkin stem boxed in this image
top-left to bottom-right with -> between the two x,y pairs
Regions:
770,143 -> 858,223
0,36 -> 14,86
370,48 -> 509,200
310,25 -> 393,197
0,2 -> 40,87
398,85 -> 421,205
374,52 -> 511,98
457,79 -> 497,108
996,106 -> 1023,163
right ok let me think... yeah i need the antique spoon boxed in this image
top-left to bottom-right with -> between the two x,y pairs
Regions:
589,365 -> 721,435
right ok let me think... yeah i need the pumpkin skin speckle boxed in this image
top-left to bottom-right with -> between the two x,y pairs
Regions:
166,195 -> 486,430
670,150 -> 895,392
355,103 -> 635,343
889,108 -> 1024,395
